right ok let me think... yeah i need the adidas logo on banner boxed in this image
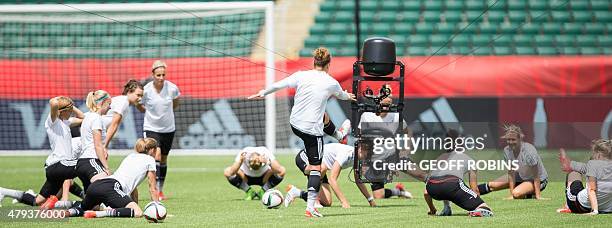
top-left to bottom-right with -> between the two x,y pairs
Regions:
179,100 -> 255,149
409,98 -> 464,134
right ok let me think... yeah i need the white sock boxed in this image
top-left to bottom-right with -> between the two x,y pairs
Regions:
290,186 -> 302,197
0,187 -> 24,199
54,200 -> 73,209
390,188 -> 401,196
306,191 -> 318,210
94,209 -> 114,218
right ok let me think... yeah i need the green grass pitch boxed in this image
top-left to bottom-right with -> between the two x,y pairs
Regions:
0,151 -> 610,227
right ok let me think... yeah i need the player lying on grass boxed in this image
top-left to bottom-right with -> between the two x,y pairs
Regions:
223,147 -> 286,200
285,143 -> 375,208
424,130 -> 493,217
66,138 -> 159,218
477,124 -> 549,199
557,139 -> 612,215
0,97 -> 83,208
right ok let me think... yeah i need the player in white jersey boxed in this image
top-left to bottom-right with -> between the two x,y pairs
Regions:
249,47 -> 355,217
76,90 -> 112,192
0,96 -> 84,208
137,60 -> 180,201
67,138 -> 159,218
102,79 -> 144,149
477,124 -> 548,199
223,147 -> 286,200
285,143 -> 375,208
558,139 -> 612,215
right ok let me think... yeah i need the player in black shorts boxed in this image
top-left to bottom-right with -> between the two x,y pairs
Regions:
68,138 -> 159,218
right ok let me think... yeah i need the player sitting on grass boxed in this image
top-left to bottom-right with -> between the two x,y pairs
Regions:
557,139 -> 612,215
477,124 -> 548,199
0,97 -> 83,208
285,143 -> 376,208
67,138 -> 159,218
424,130 -> 493,217
224,147 -> 285,200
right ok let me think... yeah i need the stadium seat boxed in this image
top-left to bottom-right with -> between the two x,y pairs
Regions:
398,11 -> 420,23
394,23 -> 413,35
371,23 -> 393,34
542,23 -> 563,34
508,11 -> 528,23
555,35 -> 576,46
377,12 -> 397,23
403,1 -> 421,11
445,0 -> 463,11
450,46 -> 471,55
360,0 -> 378,11
443,11 -> 463,23
583,23 -> 606,34
576,36 -> 598,46
478,23 -> 498,34
594,11 -> 611,23
493,46 -> 513,55
569,1 -> 589,10
528,0 -> 548,10
472,34 -> 492,46
334,12 -> 354,23
472,46 -> 492,55
436,23 -> 456,34
455,22 -> 477,33
408,35 -> 428,46
560,47 -> 580,55
563,22 -> 583,34
572,11 -> 593,23
491,35 -> 512,46
465,0 -> 485,10
415,23 -> 435,34
508,1 -> 527,11
597,35 -> 612,47
359,11 -> 375,22
337,1 -> 356,11
424,1 -> 443,11
381,1 -> 401,11
430,46 -> 451,55
590,0 -> 610,11
580,47 -> 602,55
537,46 -> 558,55
520,23 -> 540,34
430,34 -> 449,46
465,11 -> 484,23
450,34 -> 471,46
499,23 -> 517,34
423,11 -> 441,23
310,24 -> 326,34
407,46 -> 429,55
515,46 -> 537,55
513,34 -> 533,46
551,11 -> 572,22
486,11 -> 506,24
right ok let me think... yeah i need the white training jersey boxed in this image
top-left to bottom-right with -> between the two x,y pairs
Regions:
142,80 -> 180,133
577,160 -> 612,213
79,112 -> 107,159
322,143 -> 354,170
71,137 -> 81,160
102,95 -> 130,128
236,146 -> 276,177
106,153 -> 156,195
45,115 -> 77,166
263,70 -> 350,136
503,142 -> 548,181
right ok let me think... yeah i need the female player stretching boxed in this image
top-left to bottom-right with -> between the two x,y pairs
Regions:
249,47 -> 355,217
138,60 -> 180,200
558,139 -> 612,215
68,138 -> 158,218
0,97 -> 83,208
76,90 -> 112,191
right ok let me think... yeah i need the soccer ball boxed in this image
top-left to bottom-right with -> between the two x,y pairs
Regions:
261,189 -> 283,209
143,201 -> 167,223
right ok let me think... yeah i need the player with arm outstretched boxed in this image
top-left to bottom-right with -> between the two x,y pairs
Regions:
248,47 -> 355,217
223,147 -> 285,200
102,79 -> 144,149
285,143 -> 375,208
477,124 -> 548,199
67,138 -> 159,218
558,139 -> 612,215
0,97 -> 83,208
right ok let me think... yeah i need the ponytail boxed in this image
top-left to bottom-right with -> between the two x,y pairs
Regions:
85,90 -> 110,112
134,138 -> 158,154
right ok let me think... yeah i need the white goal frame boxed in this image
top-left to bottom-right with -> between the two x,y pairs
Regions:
0,2 -> 277,154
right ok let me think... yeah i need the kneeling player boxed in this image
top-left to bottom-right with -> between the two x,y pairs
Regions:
67,138 -> 159,218
424,149 -> 493,217
223,147 -> 285,200
285,143 -> 376,208
558,139 -> 611,215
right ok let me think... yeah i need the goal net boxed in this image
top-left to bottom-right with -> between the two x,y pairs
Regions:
0,2 -> 292,154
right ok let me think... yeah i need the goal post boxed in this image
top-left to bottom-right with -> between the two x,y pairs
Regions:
0,2 -> 288,154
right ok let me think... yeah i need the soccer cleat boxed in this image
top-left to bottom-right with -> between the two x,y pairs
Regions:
556,207 -> 571,213
83,211 -> 97,219
244,188 -> 256,201
336,120 -> 351,144
469,208 -> 493,217
158,191 -> 166,201
305,208 -> 323,218
40,195 -> 58,210
314,201 -> 324,209
284,185 -> 297,207
255,188 -> 265,200
395,183 -> 413,199
439,204 -> 452,216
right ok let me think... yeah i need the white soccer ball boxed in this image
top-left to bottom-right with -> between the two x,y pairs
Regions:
143,201 -> 167,223
261,189 -> 283,209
